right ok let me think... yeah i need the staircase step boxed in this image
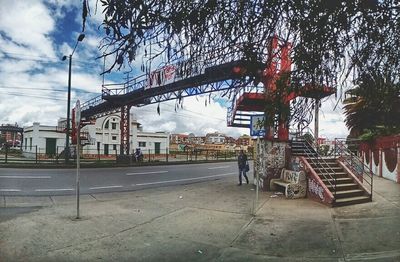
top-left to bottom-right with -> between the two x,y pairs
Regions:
310,163 -> 340,168
327,183 -> 359,191
306,157 -> 337,162
314,167 -> 342,170
292,152 -> 317,158
322,178 -> 353,184
334,196 -> 371,207
318,173 -> 348,179
334,189 -> 365,198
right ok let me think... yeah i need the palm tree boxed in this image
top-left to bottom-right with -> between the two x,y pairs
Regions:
343,72 -> 400,138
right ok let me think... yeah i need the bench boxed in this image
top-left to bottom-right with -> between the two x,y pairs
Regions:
270,169 -> 307,199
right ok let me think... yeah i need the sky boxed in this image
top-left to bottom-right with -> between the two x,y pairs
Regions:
0,0 -> 349,139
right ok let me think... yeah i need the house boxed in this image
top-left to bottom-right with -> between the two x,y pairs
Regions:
170,133 -> 189,144
23,121 -> 66,157
205,132 -> 225,144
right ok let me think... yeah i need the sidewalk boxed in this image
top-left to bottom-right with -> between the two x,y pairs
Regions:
0,176 -> 399,261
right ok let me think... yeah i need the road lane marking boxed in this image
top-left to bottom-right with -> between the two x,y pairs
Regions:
35,188 -> 74,192
0,189 -> 21,192
0,176 -> 51,179
126,171 -> 169,176
133,172 -> 236,186
207,166 -> 230,170
90,185 -> 123,190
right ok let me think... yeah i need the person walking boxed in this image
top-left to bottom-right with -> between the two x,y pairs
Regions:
237,150 -> 249,185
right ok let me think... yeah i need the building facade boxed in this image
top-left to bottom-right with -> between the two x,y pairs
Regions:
23,122 -> 66,157
206,132 -> 225,144
81,113 -> 169,156
23,114 -> 169,158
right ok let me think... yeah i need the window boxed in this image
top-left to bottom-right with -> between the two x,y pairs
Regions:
104,120 -> 109,129
138,142 -> 146,147
25,138 -> 27,149
97,142 -> 100,151
113,144 -> 117,150
112,136 -> 117,141
112,123 -> 117,130
29,137 -> 32,150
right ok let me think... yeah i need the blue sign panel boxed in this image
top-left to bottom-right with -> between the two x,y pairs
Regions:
250,115 -> 266,137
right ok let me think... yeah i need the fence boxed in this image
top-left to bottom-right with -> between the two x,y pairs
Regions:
0,145 -> 249,165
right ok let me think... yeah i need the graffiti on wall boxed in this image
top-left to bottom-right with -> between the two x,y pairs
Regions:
286,184 -> 306,199
290,156 -> 304,172
285,170 -> 307,199
308,178 -> 325,201
360,135 -> 400,183
265,142 -> 286,169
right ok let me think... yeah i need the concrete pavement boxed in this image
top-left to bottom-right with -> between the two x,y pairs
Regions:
0,175 -> 399,261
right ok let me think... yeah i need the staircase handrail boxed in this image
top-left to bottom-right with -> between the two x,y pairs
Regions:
295,137 -> 338,198
334,138 -> 373,197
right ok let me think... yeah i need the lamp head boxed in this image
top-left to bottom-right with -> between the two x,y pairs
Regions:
77,33 -> 85,42
62,55 -> 67,61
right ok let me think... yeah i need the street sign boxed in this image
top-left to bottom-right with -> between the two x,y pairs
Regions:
75,100 -> 81,126
250,115 -> 266,137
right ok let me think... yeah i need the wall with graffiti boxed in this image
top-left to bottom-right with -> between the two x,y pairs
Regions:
361,135 -> 400,183
254,140 -> 290,191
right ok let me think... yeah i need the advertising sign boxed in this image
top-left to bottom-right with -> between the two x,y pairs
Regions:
147,65 -> 177,89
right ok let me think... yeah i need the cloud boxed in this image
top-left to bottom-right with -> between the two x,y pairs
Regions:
0,0 -> 350,140
0,0 -> 56,58
133,95 -> 249,137
310,96 -> 349,139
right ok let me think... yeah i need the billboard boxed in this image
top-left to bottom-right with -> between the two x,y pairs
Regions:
147,65 -> 177,90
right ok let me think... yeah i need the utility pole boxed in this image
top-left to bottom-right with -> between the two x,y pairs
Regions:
65,55 -> 72,163
62,33 -> 85,164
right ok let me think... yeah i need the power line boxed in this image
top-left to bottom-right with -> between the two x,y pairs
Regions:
0,91 -> 67,101
1,51 -> 101,67
0,85 -> 96,93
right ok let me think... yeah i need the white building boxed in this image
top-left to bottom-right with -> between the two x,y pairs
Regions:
23,114 -> 169,157
23,122 -> 66,157
81,113 -> 169,155
206,132 -> 226,144
137,131 -> 170,154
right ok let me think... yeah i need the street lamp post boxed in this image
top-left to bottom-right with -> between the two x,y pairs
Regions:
62,33 -> 85,164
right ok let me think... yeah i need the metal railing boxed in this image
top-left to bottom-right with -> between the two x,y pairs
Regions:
293,136 -> 338,198
334,138 -> 373,198
226,85 -> 264,126
102,47 -> 265,98
81,45 -> 267,115
0,145 -> 244,166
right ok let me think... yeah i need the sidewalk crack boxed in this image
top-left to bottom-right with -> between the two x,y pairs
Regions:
229,216 -> 254,247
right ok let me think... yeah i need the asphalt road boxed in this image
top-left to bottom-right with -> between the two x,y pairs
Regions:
0,161 -> 246,196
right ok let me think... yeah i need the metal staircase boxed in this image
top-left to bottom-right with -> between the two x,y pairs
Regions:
227,85 -> 264,128
291,137 -> 372,207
